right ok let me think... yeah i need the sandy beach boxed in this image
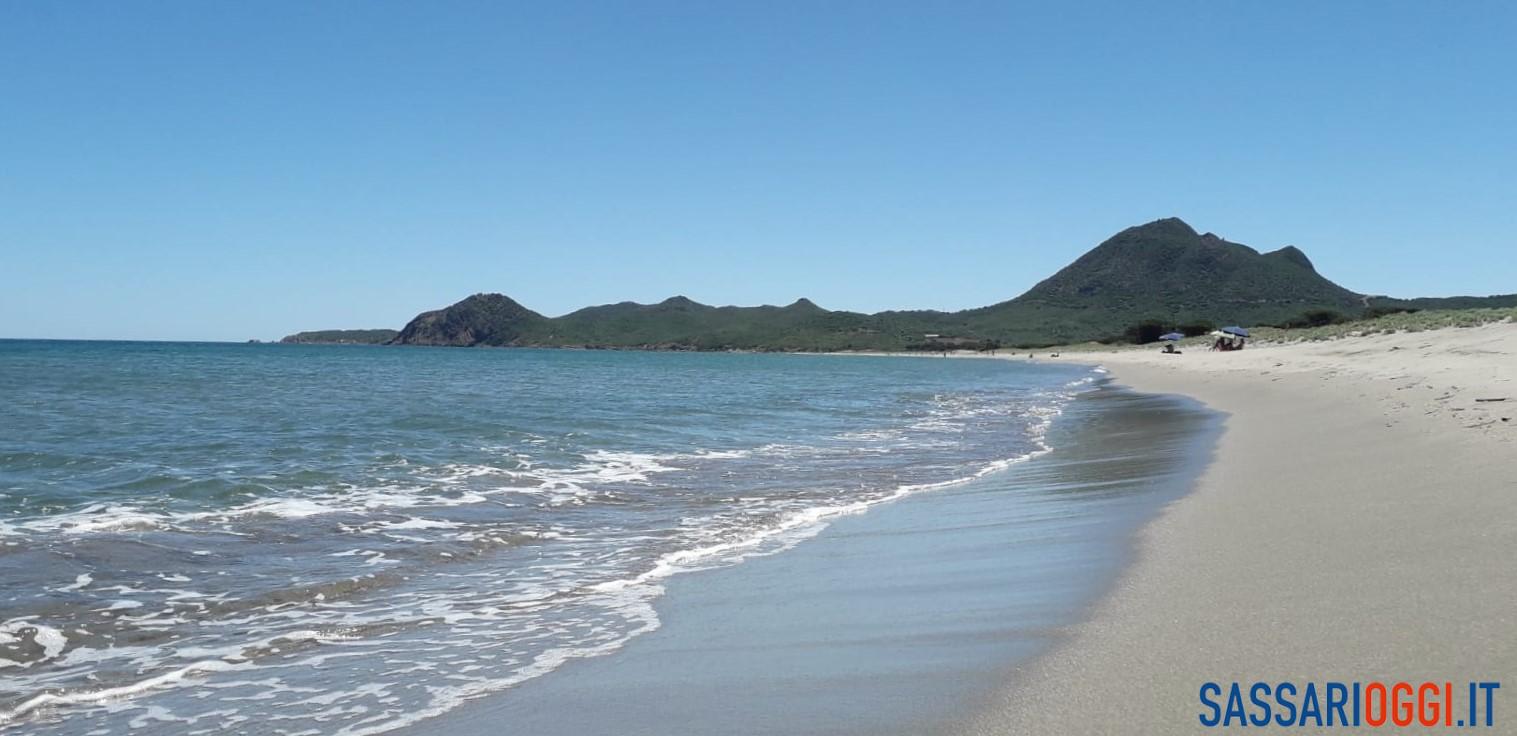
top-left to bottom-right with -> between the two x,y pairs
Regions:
963,322 -> 1517,733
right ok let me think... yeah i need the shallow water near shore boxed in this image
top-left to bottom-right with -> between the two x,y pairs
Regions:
0,341 -> 1204,735
420,379 -> 1219,736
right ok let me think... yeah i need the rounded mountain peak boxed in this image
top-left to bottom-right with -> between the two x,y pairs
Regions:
460,293 -> 529,309
658,295 -> 704,309
1265,245 -> 1316,272
1125,217 -> 1199,239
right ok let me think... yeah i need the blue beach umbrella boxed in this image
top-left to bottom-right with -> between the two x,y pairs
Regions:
1221,326 -> 1250,337
1159,332 -> 1185,341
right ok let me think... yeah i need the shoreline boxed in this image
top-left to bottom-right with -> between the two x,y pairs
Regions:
409,378 -> 1221,736
960,322 -> 1517,733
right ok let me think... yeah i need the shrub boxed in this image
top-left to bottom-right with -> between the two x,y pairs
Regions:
1363,306 -> 1420,320
1123,320 -> 1170,344
1178,321 -> 1215,337
1275,309 -> 1348,329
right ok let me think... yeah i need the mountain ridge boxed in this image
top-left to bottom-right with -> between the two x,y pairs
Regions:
297,218 -> 1509,350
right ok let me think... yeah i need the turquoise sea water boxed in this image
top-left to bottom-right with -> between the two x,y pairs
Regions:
0,341 -> 1100,734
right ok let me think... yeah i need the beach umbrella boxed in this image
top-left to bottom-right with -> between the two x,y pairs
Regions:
1221,326 -> 1250,337
1159,332 -> 1184,341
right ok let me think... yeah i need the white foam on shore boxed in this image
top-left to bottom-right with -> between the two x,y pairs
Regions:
54,573 -> 92,592
0,371 -> 1098,735
0,659 -> 250,725
0,447 -> 754,540
0,620 -> 69,670
336,420 -> 1072,736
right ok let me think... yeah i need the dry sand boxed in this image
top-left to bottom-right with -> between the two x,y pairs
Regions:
961,321 -> 1517,734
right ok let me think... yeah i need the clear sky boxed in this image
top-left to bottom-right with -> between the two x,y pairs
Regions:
3,1 -> 1514,341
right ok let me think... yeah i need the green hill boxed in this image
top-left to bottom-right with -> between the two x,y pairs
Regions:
1366,293 -> 1517,312
389,294 -> 548,346
355,217 -> 1514,350
540,297 -> 900,350
955,217 -> 1367,344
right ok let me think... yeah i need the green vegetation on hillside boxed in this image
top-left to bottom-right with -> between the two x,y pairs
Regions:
389,294 -> 546,346
280,329 -> 398,344
288,218 -> 1516,351
1249,307 -> 1517,343
542,297 -> 899,351
960,217 -> 1366,344
1366,294 -> 1517,312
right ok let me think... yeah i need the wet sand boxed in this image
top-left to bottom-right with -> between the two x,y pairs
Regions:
418,385 -> 1220,735
963,322 -> 1517,733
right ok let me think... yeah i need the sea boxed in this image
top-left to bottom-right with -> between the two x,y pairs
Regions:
0,340 -> 1213,735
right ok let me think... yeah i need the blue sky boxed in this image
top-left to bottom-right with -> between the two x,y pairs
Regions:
3,1 -> 1514,341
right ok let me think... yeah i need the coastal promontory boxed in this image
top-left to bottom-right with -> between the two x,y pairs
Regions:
279,329 -> 398,345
